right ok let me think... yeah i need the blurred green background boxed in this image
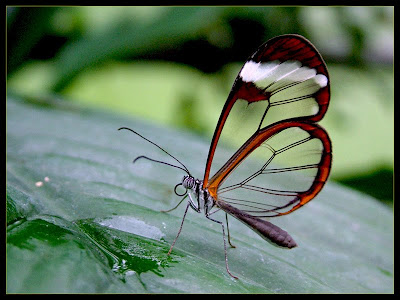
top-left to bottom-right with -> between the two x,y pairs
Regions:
7,6 -> 393,206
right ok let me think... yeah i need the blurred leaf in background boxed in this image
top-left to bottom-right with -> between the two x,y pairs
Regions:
7,6 -> 393,205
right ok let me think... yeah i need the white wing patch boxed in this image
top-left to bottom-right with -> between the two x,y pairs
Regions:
239,60 -> 280,82
240,60 -> 327,95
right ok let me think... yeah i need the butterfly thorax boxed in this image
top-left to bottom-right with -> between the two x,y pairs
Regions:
181,175 -> 215,215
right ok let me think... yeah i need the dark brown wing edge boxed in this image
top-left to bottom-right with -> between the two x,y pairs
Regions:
202,34 -> 330,188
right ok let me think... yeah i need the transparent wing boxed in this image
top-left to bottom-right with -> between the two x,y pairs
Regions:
203,34 -> 330,189
210,122 -> 332,217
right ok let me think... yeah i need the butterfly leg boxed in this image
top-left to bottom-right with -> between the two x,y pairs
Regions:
225,213 -> 236,248
206,214 -> 238,279
167,201 -> 191,256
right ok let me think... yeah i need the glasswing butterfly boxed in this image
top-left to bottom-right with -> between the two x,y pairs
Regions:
119,34 -> 332,279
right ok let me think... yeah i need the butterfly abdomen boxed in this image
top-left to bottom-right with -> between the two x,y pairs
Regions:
217,200 -> 297,249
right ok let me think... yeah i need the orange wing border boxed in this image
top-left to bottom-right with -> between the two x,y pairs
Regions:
208,121 -> 332,216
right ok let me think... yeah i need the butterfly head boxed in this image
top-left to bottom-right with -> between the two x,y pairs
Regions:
174,175 -> 202,197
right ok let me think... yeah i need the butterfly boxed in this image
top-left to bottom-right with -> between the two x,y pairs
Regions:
119,34 -> 332,279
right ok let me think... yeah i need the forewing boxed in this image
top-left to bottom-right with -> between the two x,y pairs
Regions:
203,35 -> 330,188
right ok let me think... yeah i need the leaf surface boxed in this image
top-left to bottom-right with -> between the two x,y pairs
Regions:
6,96 -> 393,293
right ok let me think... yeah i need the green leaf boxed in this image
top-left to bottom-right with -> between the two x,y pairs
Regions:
6,96 -> 393,293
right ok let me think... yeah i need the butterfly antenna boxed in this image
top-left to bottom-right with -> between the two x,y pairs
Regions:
118,127 -> 191,175
133,155 -> 189,174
